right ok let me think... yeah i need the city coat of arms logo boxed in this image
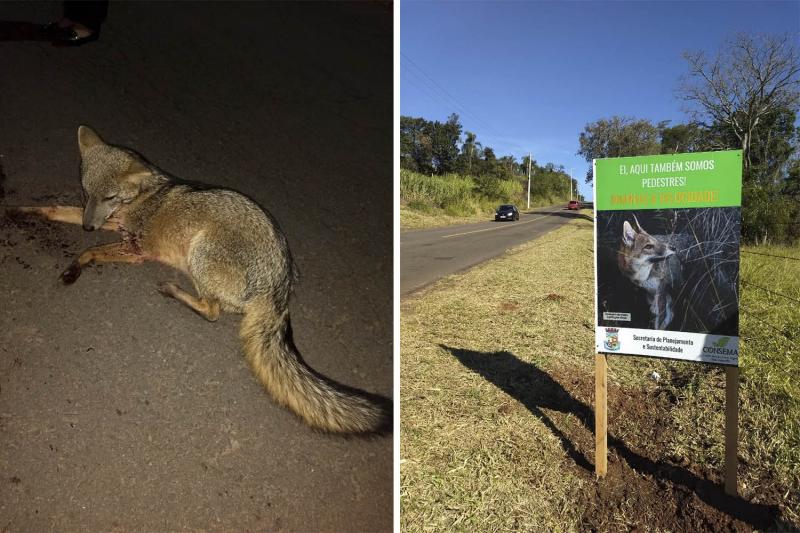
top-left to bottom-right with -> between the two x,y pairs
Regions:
604,328 -> 620,351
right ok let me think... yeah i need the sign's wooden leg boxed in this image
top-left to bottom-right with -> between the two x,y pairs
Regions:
595,353 -> 608,478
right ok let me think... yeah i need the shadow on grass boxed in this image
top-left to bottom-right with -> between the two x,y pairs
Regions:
441,345 -> 780,529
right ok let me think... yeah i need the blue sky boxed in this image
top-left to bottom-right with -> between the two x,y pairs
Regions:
400,1 -> 800,200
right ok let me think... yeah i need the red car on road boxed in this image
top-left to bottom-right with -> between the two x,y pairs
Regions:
568,200 -> 581,210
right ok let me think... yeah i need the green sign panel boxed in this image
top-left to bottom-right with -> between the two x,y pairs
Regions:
594,149 -> 742,365
594,150 -> 742,210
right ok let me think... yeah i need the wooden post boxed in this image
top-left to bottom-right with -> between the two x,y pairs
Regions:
595,353 -> 608,478
725,366 -> 739,496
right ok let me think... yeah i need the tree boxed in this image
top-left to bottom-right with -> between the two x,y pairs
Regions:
429,113 -> 462,174
784,157 -> 800,198
739,106 -> 800,243
677,34 -> 800,244
459,131 -> 482,174
678,33 -> 800,171
577,116 -> 661,183
520,155 -> 536,174
498,156 -> 517,177
659,121 -> 715,154
400,116 -> 433,173
400,114 -> 463,174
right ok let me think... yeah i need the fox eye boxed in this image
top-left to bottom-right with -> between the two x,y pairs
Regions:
104,194 -> 117,201
644,244 -> 654,250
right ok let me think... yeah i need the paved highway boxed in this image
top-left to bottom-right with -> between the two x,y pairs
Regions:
401,205 -> 586,296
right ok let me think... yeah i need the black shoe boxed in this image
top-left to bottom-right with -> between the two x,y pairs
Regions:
47,23 -> 100,46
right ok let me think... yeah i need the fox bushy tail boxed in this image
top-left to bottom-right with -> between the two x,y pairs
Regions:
240,297 -> 390,433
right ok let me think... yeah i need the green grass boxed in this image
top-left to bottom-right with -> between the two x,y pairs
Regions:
653,245 -> 800,516
400,213 -> 799,530
401,216 -> 597,531
399,205 -> 494,230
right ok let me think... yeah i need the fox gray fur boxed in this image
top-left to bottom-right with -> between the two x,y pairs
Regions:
617,216 -> 682,330
8,126 -> 389,434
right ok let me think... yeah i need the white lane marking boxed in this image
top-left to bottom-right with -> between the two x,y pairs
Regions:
441,214 -> 551,239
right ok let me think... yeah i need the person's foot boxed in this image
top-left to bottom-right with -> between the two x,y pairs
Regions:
46,18 -> 99,46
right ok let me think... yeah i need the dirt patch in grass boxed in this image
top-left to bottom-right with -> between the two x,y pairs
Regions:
542,364 -> 779,532
498,301 -> 519,312
401,216 -> 797,531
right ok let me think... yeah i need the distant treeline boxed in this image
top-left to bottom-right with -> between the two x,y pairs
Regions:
400,114 -> 579,215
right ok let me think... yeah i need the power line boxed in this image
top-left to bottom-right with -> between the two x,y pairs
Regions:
401,54 -> 494,132
402,68 -> 458,111
400,52 -> 502,137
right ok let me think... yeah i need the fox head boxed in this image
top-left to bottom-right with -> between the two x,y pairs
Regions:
77,126 -> 155,231
621,217 -> 674,260
618,216 -> 676,285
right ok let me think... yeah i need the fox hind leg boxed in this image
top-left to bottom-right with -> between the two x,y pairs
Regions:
157,282 -> 221,322
185,236 -> 248,315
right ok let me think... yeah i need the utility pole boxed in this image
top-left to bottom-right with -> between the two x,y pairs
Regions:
569,168 -> 574,201
566,169 -> 571,201
527,153 -> 532,210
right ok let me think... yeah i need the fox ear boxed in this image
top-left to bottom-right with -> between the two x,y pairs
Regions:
631,213 -> 647,234
127,157 -> 149,175
622,221 -> 636,247
77,125 -> 105,154
121,158 -> 152,193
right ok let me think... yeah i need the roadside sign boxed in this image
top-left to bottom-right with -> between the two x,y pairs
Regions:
592,150 -> 743,495
593,150 -> 743,365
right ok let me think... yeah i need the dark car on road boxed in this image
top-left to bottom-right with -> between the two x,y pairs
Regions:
568,200 -> 581,210
495,204 -> 519,221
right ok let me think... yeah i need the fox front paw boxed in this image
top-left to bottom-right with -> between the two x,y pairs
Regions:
59,261 -> 82,285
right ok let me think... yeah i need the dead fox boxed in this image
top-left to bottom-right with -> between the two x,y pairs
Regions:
617,216 -> 680,330
7,126 -> 389,434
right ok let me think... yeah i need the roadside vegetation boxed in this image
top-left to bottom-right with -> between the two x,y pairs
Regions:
399,168 -> 565,229
400,115 -> 578,230
400,215 -> 799,531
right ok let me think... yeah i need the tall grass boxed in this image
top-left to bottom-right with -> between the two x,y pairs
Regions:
400,170 -> 474,209
401,170 -> 524,217
472,174 -> 523,202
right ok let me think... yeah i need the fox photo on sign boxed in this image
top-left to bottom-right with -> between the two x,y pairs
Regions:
594,150 -> 742,365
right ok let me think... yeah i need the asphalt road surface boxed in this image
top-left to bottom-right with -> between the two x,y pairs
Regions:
401,206 -> 587,296
0,3 -> 391,532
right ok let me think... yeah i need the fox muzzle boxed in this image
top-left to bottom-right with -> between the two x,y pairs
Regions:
81,197 -> 107,231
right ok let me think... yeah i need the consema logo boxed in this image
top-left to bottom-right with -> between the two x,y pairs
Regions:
713,337 -> 731,348
703,336 -> 738,356
604,328 -> 620,351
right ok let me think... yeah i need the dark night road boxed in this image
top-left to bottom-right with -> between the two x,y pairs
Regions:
0,2 -> 392,531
